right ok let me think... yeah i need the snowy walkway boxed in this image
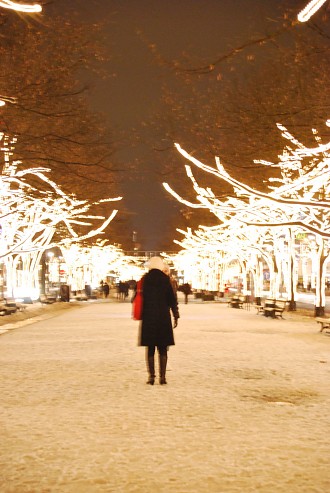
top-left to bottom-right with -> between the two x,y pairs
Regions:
1,298 -> 329,493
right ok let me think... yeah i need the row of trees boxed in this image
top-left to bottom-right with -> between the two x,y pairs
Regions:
0,2 -> 135,244
0,3 -> 133,297
45,240 -> 143,297
164,121 -> 330,315
141,1 -> 330,241
0,132 -> 122,297
147,2 -> 330,315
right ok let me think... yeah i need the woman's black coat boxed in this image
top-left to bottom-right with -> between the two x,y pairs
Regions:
139,269 -> 179,347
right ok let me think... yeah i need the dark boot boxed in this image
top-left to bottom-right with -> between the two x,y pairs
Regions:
159,353 -> 168,385
146,356 -> 155,385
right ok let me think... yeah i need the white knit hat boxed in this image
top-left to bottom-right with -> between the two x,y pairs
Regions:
147,256 -> 165,271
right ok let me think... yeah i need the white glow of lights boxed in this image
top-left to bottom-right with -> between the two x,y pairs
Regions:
59,242 -> 135,291
0,1 -> 42,12
297,0 -> 327,22
0,133 -> 122,299
0,95 -> 17,105
0,191 -> 120,257
166,122 -> 330,305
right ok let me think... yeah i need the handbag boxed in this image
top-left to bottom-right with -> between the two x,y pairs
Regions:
132,277 -> 144,320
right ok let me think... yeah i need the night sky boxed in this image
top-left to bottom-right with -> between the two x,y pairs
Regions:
47,0 -> 322,252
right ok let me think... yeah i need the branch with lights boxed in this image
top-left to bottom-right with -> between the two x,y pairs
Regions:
164,121 -> 330,313
0,1 -> 42,13
0,133 -> 122,299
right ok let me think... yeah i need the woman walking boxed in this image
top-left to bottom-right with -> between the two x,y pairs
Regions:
138,256 -> 179,385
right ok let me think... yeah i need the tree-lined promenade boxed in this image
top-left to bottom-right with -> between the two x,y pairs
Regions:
1,2 -> 330,316
1,4 -> 329,491
2,123 -> 330,318
1,296 -> 329,492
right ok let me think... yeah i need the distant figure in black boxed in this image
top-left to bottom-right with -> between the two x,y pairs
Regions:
99,280 -> 104,297
138,256 -> 179,385
102,281 -> 110,298
163,262 -> 179,301
181,282 -> 192,304
117,281 -> 128,300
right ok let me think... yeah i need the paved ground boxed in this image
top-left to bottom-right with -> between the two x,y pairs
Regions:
0,295 -> 329,493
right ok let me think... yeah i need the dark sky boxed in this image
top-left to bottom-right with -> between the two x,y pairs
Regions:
48,0 -> 309,252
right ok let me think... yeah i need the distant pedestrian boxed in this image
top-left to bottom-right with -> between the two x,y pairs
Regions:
117,281 -> 127,300
163,262 -> 178,301
102,281 -> 110,298
84,284 -> 92,298
99,280 -> 104,298
137,256 -> 179,385
123,281 -> 129,299
128,279 -> 137,301
181,282 -> 192,304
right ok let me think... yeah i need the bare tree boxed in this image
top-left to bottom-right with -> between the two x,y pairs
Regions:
0,7 -> 119,201
145,2 -> 330,207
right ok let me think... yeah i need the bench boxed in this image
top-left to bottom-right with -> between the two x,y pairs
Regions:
256,298 -> 286,318
315,317 -> 330,333
0,298 -> 27,316
7,298 -> 28,312
0,303 -> 16,316
255,298 -> 273,315
228,294 -> 245,309
255,304 -> 265,315
202,293 -> 215,301
39,294 -> 57,304
263,298 -> 276,317
273,299 -> 286,318
72,293 -> 88,301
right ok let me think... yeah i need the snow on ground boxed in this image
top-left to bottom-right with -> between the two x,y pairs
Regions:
0,295 -> 329,493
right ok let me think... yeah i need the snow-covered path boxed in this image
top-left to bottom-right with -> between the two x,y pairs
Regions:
1,299 -> 329,492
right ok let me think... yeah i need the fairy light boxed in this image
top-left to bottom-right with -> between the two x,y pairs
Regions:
297,0 -> 327,22
0,96 -> 17,105
0,1 -> 42,13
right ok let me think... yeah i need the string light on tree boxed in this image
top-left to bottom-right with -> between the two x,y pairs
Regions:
0,1 -> 42,13
297,0 -> 328,22
164,121 -> 330,314
0,133 -> 122,299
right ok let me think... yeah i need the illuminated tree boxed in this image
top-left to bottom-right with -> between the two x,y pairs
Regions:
164,149 -> 295,299
58,241 -> 122,292
44,240 -> 145,299
164,122 -> 330,314
0,134 -> 121,298
146,1 -> 329,239
171,220 -> 289,301
0,3 -> 120,212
